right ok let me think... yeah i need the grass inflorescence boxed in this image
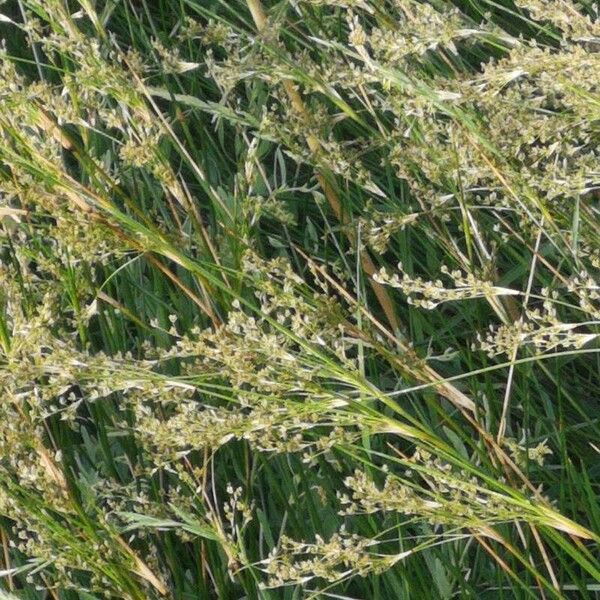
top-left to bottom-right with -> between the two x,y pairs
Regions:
0,0 -> 599,598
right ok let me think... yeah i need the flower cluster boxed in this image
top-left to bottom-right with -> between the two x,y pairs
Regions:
339,452 -> 531,528
374,263 -> 519,309
262,529 -> 394,587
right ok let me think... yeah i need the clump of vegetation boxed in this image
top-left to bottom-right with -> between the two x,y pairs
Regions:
0,0 -> 599,598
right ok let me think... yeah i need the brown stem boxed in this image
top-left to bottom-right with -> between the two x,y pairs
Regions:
245,0 -> 400,334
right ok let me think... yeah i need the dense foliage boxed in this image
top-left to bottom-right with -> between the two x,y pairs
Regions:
0,0 -> 599,598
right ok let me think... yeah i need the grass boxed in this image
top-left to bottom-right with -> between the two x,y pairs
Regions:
0,0 -> 599,598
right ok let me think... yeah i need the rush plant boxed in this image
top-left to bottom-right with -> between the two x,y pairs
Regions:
0,0 -> 598,598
